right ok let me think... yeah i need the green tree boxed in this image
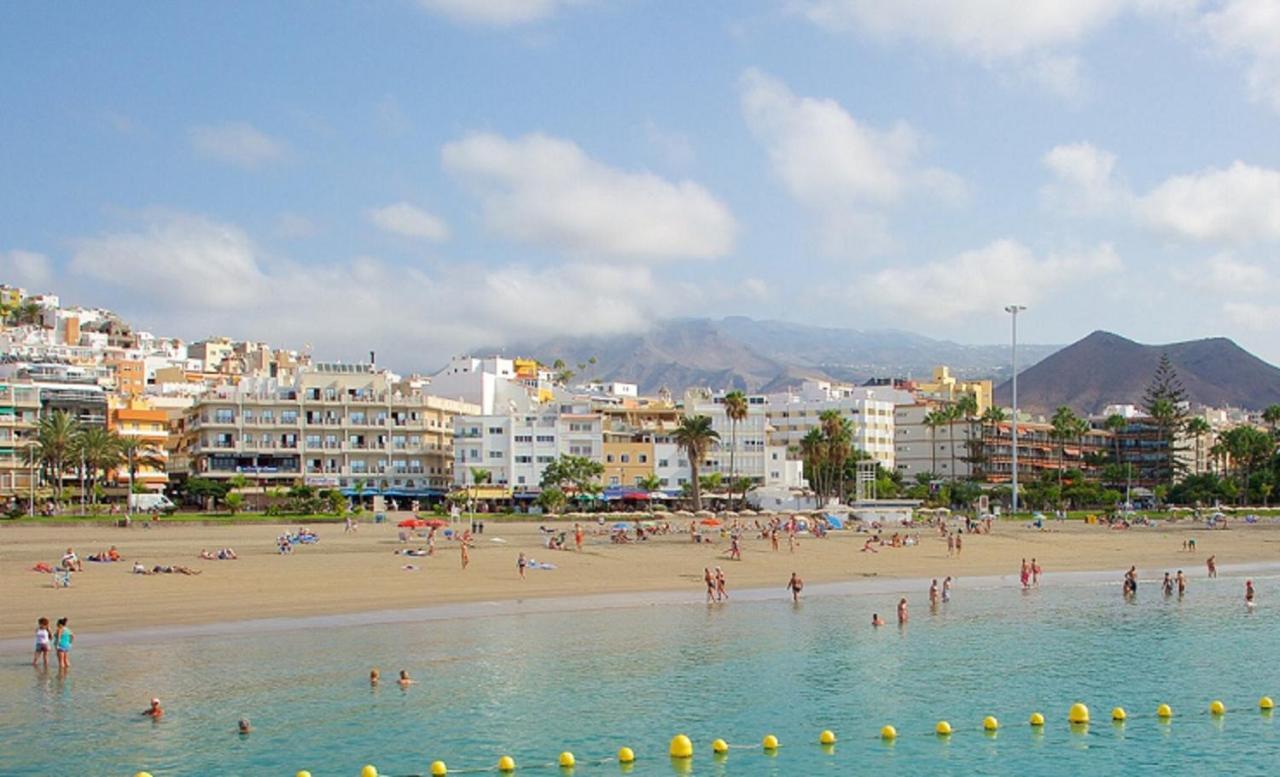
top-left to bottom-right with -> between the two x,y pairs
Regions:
469,467 -> 492,485
539,455 -> 604,493
36,410 -> 81,502
923,410 -> 945,481
224,492 -> 244,515
722,391 -> 748,509
1263,405 -> 1280,436
954,394 -> 979,481
673,415 -> 719,512
1220,426 -> 1275,504
820,409 -> 853,502
1143,354 -> 1188,486
327,489 -> 347,516
1050,406 -> 1082,496
637,473 -> 663,493
116,435 -> 164,491
798,428 -> 827,505
976,405 -> 1006,481
537,486 -> 567,514
75,426 -> 122,505
1103,413 -> 1127,466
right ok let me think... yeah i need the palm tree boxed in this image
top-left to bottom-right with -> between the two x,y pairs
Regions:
469,467 -> 492,486
36,410 -> 82,503
723,391 -> 748,509
1050,406 -> 1080,493
820,409 -> 852,503
673,415 -> 719,512
1103,413 -> 1127,470
637,473 -> 663,493
75,426 -> 122,505
1263,405 -> 1280,437
1185,417 -> 1211,475
977,406 -> 1006,480
955,394 -> 979,480
798,428 -> 827,505
116,435 -> 165,492
923,410 -> 945,480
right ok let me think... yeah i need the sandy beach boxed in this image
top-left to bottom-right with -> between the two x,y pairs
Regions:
4,518 -> 1279,643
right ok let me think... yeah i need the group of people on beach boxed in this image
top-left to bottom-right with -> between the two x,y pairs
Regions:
31,617 -> 73,670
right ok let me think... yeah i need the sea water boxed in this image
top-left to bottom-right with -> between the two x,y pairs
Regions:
2,570 -> 1278,776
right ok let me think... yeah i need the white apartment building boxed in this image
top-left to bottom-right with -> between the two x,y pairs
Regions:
427,355 -> 538,415
893,403 -> 978,481
687,394 -> 800,487
762,381 -> 897,468
453,401 -> 603,490
182,364 -> 477,494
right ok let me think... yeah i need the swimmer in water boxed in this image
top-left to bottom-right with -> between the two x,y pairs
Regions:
872,613 -> 885,627
1162,572 -> 1173,596
942,576 -> 952,602
370,668 -> 380,686
786,572 -> 804,602
398,670 -> 415,686
897,597 -> 909,624
142,698 -> 163,719
929,578 -> 939,606
238,719 -> 252,735
1176,570 -> 1187,596
1245,579 -> 1255,606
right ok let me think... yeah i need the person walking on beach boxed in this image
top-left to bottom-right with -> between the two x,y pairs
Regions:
771,528 -> 780,552
705,567 -> 716,603
32,617 -> 51,669
715,566 -> 728,601
786,572 -> 804,602
54,618 -> 72,669
460,537 -> 470,569
574,523 -> 584,552
729,531 -> 741,560
947,533 -> 955,557
1206,555 -> 1217,578
897,597 -> 909,624
954,534 -> 963,555
517,552 -> 527,580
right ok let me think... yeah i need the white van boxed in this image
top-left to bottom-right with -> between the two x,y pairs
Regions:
129,493 -> 177,513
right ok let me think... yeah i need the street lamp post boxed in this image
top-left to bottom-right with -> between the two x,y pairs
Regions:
1004,305 -> 1026,514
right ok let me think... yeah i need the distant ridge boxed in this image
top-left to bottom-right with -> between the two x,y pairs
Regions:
496,317 -> 1060,394
994,330 -> 1280,414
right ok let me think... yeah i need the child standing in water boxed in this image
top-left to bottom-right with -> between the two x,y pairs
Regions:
32,618 -> 51,669
54,618 -> 73,669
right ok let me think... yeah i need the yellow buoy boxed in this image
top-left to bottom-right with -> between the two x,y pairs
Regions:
559,752 -> 575,768
983,716 -> 999,731
762,734 -> 779,750
361,766 -> 378,777
135,773 -> 154,777
297,772 -> 312,777
1210,700 -> 1226,716
711,738 -> 728,754
431,761 -> 447,776
819,729 -> 836,745
1156,704 -> 1173,719
618,747 -> 635,763
880,725 -> 897,740
1068,703 -> 1090,724
669,735 -> 693,759
1029,712 -> 1045,727
1111,707 -> 1126,722
1261,696 -> 1275,710
498,755 -> 516,772
935,720 -> 953,736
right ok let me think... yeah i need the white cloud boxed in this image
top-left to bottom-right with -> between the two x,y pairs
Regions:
1224,300 -> 1280,330
796,0 -> 1126,60
1138,161 -> 1280,242
415,0 -> 585,26
1202,0 -> 1280,111
189,122 -> 288,169
0,250 -> 54,288
739,68 -> 963,255
1175,253 -> 1272,296
70,213 -> 267,308
55,211 -> 677,367
1043,144 -> 1280,242
866,239 -> 1122,320
274,212 -> 320,240
442,132 -> 735,260
366,202 -> 450,242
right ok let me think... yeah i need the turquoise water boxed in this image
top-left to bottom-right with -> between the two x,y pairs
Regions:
2,571 -> 1278,776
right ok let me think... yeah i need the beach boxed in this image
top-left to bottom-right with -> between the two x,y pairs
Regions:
5,517 -> 1279,643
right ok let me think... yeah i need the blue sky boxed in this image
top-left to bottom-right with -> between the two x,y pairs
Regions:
4,1 -> 1280,370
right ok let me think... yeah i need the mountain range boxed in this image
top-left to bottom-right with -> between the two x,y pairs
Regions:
501,317 -> 1060,394
993,331 -> 1280,414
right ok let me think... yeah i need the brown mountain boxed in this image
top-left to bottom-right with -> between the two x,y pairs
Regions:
994,331 -> 1280,414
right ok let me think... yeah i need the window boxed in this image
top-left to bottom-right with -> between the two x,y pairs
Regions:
536,435 -> 554,443
536,455 -> 554,464
281,410 -> 298,424
514,455 -> 532,464
488,426 -> 504,435
620,454 -> 630,463
658,459 -> 669,468
609,476 -> 619,486
488,451 -> 504,459
606,454 -> 615,463
214,409 -> 234,423
514,435 -> 532,443
639,454 -> 648,463
350,411 -> 366,424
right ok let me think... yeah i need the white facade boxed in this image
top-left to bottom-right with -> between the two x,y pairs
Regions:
453,404 -> 604,490
428,356 -> 535,415
688,395 -> 800,487
893,403 -> 978,480
762,381 -> 897,467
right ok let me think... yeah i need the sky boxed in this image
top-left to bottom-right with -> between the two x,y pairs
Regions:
3,0 -> 1280,371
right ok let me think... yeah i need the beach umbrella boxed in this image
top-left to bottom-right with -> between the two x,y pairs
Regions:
612,522 -> 630,530
423,518 -> 448,528
700,517 -> 722,527
721,510 -> 739,519
397,518 -> 427,528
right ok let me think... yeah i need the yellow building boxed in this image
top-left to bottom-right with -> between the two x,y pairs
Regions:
916,366 -> 993,413
106,356 -> 146,396
107,396 -> 170,491
602,440 -> 655,487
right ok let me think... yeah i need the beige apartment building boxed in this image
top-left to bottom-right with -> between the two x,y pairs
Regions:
0,381 -> 40,499
181,364 -> 478,496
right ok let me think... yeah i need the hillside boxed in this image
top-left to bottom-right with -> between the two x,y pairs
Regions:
499,317 -> 1060,394
994,331 -> 1280,414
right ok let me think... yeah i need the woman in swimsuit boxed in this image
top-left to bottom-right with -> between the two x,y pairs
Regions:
941,576 -> 952,602
517,552 -> 527,579
897,597 -> 909,624
33,617 -> 51,669
715,567 -> 727,601
54,618 -> 73,669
